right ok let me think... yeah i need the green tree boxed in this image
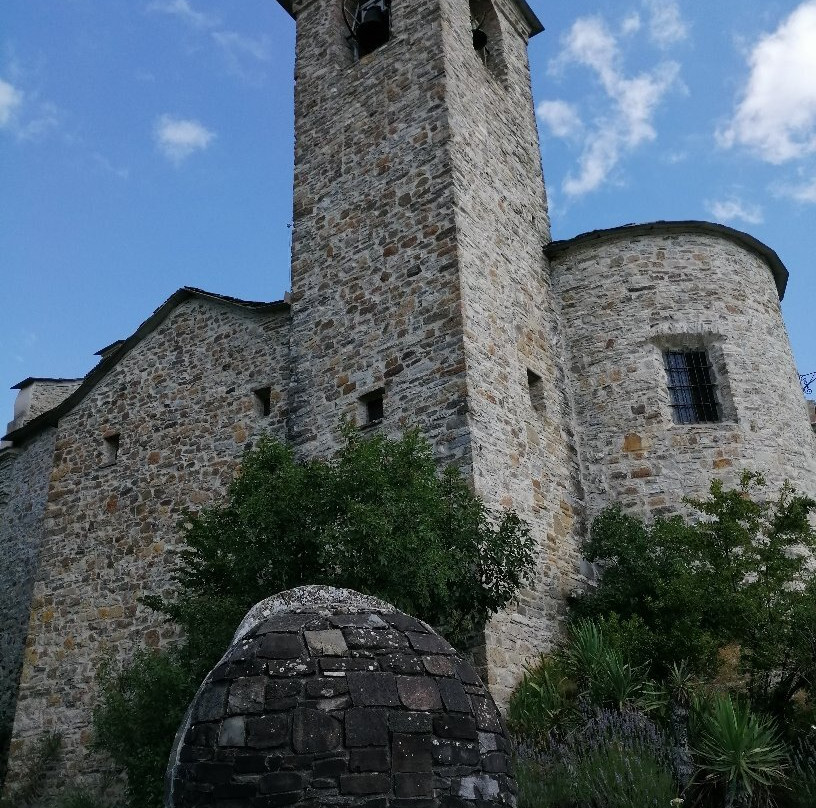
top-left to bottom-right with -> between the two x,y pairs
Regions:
94,429 -> 534,808
570,472 -> 816,719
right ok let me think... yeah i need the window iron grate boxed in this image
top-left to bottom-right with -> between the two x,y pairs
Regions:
664,350 -> 721,424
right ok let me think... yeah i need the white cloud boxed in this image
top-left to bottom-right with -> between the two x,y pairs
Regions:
705,197 -> 764,225
211,31 -> 271,81
643,0 -> 688,48
621,13 -> 641,36
536,100 -> 583,140
775,176 -> 816,203
548,16 -> 680,197
147,0 -> 218,29
154,115 -> 215,164
719,2 -> 816,163
0,78 -> 23,128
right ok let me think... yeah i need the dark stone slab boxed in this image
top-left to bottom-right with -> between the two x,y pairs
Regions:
347,672 -> 400,707
437,678 -> 471,713
305,677 -> 349,698
422,655 -> 455,677
193,683 -> 228,722
292,708 -> 342,754
396,676 -> 442,711
406,632 -> 453,655
349,747 -> 390,772
259,771 -> 304,794
389,711 -> 433,734
392,734 -> 433,772
228,676 -> 266,714
319,657 -> 379,673
380,653 -> 425,675
257,633 -> 305,660
433,714 -> 478,741
346,707 -> 388,746
394,772 -> 434,798
312,756 -> 348,778
454,660 -> 481,686
343,627 -> 409,651
246,714 -> 289,748
328,613 -> 388,629
433,740 -> 480,766
266,659 -> 315,677
339,774 -> 391,795
256,613 -> 320,634
265,680 -> 303,711
470,695 -> 502,732
382,613 -> 430,633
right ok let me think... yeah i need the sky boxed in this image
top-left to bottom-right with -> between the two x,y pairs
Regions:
1,0 -> 815,425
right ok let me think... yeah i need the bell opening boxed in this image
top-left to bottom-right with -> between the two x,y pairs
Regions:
472,28 -> 488,51
354,0 -> 391,58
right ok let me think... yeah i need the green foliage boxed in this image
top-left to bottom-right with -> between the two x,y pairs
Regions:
0,732 -> 61,808
91,651 -> 198,808
515,707 -> 678,808
95,429 -> 533,808
508,658 -> 574,741
692,694 -> 787,807
786,737 -> 816,807
147,429 -> 534,658
571,473 -> 816,715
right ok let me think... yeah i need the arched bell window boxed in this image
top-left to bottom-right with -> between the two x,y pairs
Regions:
469,0 -> 506,80
343,0 -> 392,59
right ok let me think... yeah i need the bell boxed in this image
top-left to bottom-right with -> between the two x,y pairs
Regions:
473,28 -> 488,51
356,3 -> 390,57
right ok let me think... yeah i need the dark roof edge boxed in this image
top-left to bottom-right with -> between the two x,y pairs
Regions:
274,0 -> 543,36
3,287 -> 290,445
545,220 -> 789,300
12,377 -> 84,390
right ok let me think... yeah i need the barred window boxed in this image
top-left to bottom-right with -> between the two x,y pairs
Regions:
664,350 -> 721,424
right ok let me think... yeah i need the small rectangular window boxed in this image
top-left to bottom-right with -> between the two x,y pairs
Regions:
527,369 -> 546,414
664,350 -> 720,424
103,433 -> 120,465
359,388 -> 384,427
254,387 -> 272,417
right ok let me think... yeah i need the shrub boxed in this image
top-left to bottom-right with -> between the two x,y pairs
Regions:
570,473 -> 816,718
94,430 -> 534,808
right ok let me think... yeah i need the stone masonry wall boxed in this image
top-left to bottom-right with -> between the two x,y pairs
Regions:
5,298 -> 291,790
7,380 -> 82,433
442,0 -> 584,703
286,0 -> 472,468
0,431 -> 56,768
551,230 -> 816,525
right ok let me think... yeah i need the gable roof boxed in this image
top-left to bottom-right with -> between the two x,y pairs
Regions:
545,220 -> 789,300
3,287 -> 290,446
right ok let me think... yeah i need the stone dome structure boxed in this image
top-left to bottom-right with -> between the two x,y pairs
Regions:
165,586 -> 517,807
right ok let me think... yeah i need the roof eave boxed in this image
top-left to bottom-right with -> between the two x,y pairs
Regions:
545,220 -> 789,300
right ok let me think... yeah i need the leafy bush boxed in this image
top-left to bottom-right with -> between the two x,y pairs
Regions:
0,732 -> 61,808
570,473 -> 816,718
94,429 -> 534,808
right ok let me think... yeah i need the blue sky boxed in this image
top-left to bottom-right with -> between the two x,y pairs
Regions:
2,0 -> 815,426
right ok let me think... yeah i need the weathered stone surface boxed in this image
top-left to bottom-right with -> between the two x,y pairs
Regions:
166,587 -> 516,806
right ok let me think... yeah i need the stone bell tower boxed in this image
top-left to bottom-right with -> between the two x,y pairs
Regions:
281,0 -> 584,701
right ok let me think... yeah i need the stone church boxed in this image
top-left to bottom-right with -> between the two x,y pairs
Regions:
2,0 -> 814,789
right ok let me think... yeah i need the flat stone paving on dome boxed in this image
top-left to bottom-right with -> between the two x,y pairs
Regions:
166,587 -> 516,807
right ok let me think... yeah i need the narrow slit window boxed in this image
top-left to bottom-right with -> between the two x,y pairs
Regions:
359,389 -> 385,427
254,387 -> 272,417
527,369 -> 546,414
103,433 -> 120,465
664,350 -> 721,424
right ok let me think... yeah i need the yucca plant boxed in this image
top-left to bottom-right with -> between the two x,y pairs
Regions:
508,657 -> 574,742
693,695 -> 787,807
786,736 -> 816,807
